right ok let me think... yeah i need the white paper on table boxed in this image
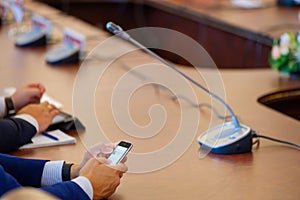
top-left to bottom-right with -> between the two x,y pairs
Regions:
41,93 -> 63,109
20,129 -> 76,149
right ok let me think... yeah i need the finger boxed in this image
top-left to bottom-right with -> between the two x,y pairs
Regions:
27,82 -> 43,89
27,83 -> 46,96
37,83 -> 46,94
47,104 -> 54,110
41,101 -> 49,107
88,143 -> 115,158
27,82 -> 40,87
109,163 -> 128,173
50,109 -> 60,117
120,156 -> 127,163
101,143 -> 115,154
43,102 -> 59,115
96,157 -> 110,164
32,96 -> 42,103
25,88 -> 43,99
86,143 -> 105,158
44,102 -> 58,111
48,104 -> 59,112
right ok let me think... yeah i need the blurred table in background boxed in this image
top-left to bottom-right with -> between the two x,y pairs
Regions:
37,0 -> 300,68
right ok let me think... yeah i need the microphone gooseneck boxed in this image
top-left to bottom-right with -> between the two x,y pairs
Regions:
106,22 -> 130,40
106,22 -> 240,129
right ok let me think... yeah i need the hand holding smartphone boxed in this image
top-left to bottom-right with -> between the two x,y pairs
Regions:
107,141 -> 132,165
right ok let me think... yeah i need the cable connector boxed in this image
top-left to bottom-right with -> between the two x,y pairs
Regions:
251,130 -> 300,149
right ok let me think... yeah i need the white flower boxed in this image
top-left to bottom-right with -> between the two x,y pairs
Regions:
280,46 -> 289,56
280,33 -> 290,47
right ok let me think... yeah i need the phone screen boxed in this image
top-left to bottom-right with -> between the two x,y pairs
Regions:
50,112 -> 73,125
108,141 -> 132,165
51,114 -> 65,124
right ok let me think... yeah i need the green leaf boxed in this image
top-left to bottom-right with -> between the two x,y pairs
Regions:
269,54 -> 288,70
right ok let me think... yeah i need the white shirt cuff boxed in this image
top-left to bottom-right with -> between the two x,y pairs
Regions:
72,176 -> 93,200
14,114 -> 39,133
0,97 -> 5,118
41,160 -> 64,186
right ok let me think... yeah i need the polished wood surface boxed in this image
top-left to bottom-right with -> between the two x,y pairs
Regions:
1,1 -> 300,199
37,0 -> 300,68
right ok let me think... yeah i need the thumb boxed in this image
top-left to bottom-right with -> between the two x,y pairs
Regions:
96,157 -> 110,164
50,108 -> 60,117
109,162 -> 128,173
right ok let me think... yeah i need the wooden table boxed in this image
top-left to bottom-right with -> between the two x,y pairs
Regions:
37,0 -> 300,68
1,1 -> 300,199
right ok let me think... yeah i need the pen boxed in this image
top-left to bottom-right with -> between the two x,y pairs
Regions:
42,132 -> 59,141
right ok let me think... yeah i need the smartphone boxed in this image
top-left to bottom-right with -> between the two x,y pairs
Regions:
51,111 -> 73,125
108,141 -> 133,165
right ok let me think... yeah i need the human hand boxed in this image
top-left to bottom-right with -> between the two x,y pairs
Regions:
79,158 -> 128,199
17,102 -> 59,132
71,143 -> 116,179
11,83 -> 46,111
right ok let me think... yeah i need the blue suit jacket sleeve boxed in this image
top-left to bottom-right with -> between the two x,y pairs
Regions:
0,117 -> 36,153
0,154 -> 90,200
0,165 -> 21,196
41,181 -> 90,200
0,153 -> 47,187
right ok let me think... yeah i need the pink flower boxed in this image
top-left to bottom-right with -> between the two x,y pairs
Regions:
271,45 -> 281,59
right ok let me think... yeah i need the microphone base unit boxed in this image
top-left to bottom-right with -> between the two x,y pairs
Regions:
198,122 -> 252,154
45,44 -> 80,65
14,29 -> 47,47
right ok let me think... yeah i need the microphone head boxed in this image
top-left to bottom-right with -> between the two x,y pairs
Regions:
106,22 -> 123,34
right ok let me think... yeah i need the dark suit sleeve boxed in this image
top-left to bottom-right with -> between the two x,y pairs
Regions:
0,168 -> 90,200
0,117 -> 37,153
0,154 -> 47,187
0,165 -> 21,197
0,154 -> 90,200
41,181 -> 91,200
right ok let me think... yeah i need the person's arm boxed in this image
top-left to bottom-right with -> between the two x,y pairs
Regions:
0,161 -> 90,200
0,165 -> 21,197
0,102 -> 59,153
11,83 -> 45,112
0,118 -> 37,153
78,158 -> 127,200
0,162 -> 90,200
0,154 -> 47,187
0,144 -> 127,200
40,145 -> 128,200
0,83 -> 45,119
40,180 -> 91,200
0,154 -> 92,200
41,158 -> 127,200
40,161 -> 93,200
17,102 -> 59,133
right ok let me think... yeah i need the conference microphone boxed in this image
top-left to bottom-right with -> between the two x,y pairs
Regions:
106,22 -> 253,155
